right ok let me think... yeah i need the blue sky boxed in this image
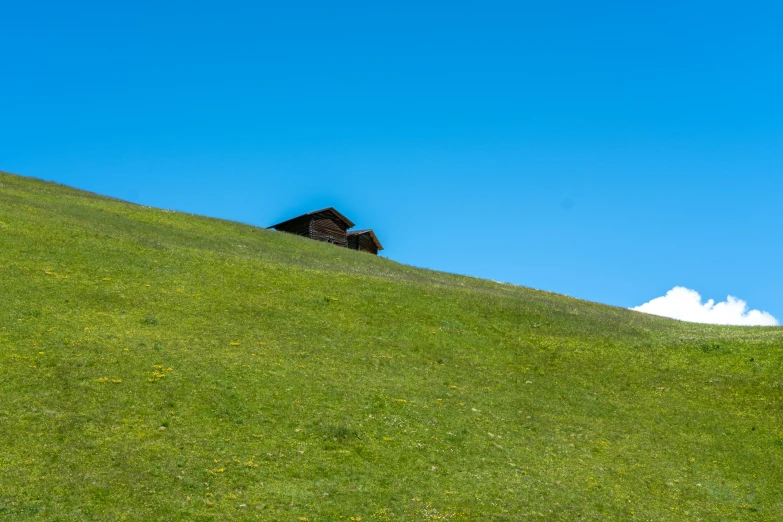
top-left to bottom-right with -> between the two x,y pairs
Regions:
2,1 -> 781,321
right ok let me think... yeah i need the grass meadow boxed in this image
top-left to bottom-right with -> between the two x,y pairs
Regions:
1,171 -> 782,520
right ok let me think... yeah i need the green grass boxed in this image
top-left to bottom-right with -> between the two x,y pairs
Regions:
1,170 -> 782,521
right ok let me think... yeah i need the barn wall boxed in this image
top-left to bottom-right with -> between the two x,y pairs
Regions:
310,216 -> 348,246
347,233 -> 378,254
358,235 -> 378,254
273,216 -> 311,237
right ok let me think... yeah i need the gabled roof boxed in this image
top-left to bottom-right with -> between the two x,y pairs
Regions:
268,207 -> 355,230
347,229 -> 384,251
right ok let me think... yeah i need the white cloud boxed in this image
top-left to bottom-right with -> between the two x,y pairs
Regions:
632,286 -> 778,326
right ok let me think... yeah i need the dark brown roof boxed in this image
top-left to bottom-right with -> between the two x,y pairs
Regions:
268,207 -> 355,229
347,229 -> 384,250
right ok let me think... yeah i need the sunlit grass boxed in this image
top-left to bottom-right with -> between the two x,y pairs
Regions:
1,171 -> 782,520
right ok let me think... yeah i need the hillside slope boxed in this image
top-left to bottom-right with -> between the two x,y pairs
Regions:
1,171 -> 782,521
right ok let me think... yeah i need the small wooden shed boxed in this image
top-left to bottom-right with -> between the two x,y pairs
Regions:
268,207 -> 355,247
347,229 -> 383,255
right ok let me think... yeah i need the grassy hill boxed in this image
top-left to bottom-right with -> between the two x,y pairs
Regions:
1,170 -> 781,521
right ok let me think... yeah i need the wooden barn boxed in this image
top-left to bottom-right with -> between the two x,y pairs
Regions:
268,207 -> 384,255
268,207 -> 354,246
347,229 -> 383,255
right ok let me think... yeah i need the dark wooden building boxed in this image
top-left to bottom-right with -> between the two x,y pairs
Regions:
347,229 -> 383,255
269,207 -> 385,255
268,207 -> 355,246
